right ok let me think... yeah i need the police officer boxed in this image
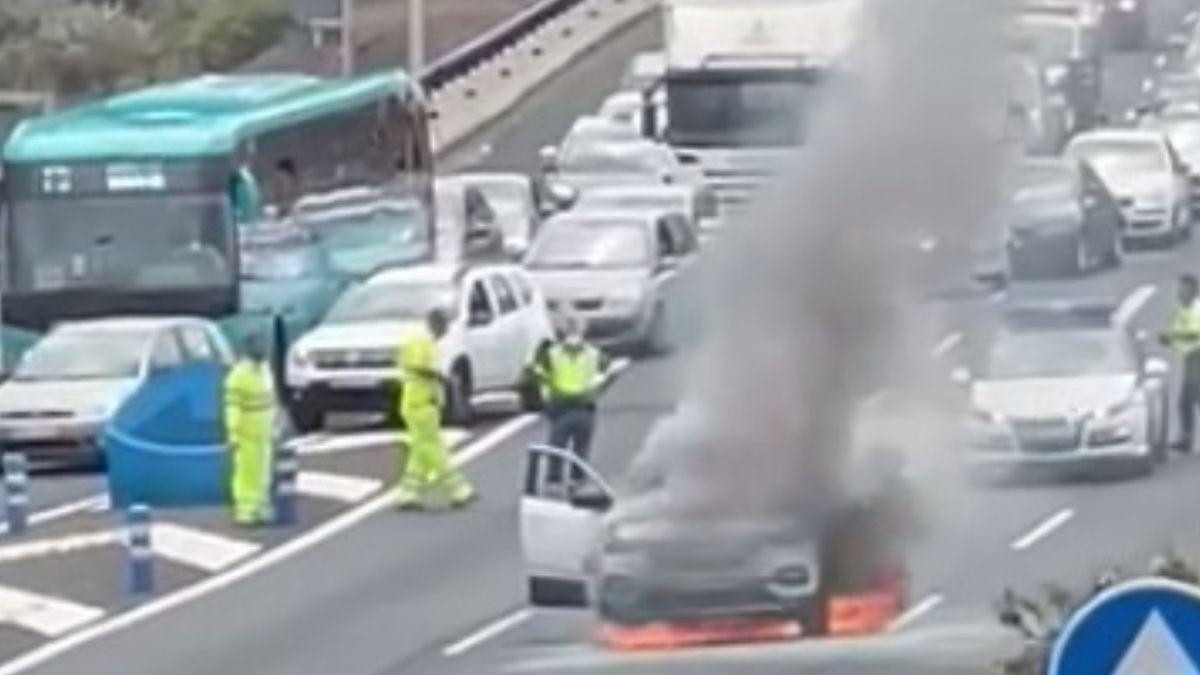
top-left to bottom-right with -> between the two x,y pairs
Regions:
534,314 -> 606,489
1161,274 -> 1200,452
224,335 -> 276,526
393,309 -> 476,510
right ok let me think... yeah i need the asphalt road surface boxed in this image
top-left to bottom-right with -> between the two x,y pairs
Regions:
6,7 -> 1200,675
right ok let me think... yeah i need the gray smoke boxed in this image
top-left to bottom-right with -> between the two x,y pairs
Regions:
615,0 -> 1008,527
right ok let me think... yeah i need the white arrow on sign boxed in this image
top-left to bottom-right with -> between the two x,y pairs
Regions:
1113,610 -> 1200,675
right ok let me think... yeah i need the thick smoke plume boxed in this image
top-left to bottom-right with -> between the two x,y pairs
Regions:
616,0 -> 1008,527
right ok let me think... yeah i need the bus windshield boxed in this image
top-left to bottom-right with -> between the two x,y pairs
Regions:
666,73 -> 817,148
6,191 -> 235,293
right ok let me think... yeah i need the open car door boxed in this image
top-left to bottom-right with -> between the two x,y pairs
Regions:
520,444 -> 615,608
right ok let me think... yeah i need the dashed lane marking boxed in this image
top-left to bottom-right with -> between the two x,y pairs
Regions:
443,608 -> 533,657
1114,284 -> 1157,325
888,593 -> 945,633
930,332 -> 963,358
0,533 -> 118,565
150,523 -> 261,573
0,586 -> 104,638
1011,508 -> 1074,552
296,472 -> 383,504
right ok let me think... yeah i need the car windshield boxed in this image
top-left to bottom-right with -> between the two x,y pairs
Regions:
325,282 -> 458,324
241,241 -> 323,282
985,330 -> 1131,379
526,222 -> 651,270
296,200 -> 430,278
14,327 -> 151,381
559,143 -> 671,175
1069,140 -> 1167,182
469,181 -> 532,239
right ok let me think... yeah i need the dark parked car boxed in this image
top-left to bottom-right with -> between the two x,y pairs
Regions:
1005,158 -> 1124,278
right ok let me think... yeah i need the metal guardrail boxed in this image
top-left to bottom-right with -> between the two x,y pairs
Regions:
418,0 -> 605,91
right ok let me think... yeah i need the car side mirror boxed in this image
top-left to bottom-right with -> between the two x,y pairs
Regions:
950,367 -> 972,387
469,308 -> 494,327
548,183 -> 578,210
1145,357 -> 1169,378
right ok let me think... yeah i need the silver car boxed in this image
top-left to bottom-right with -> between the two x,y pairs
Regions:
575,184 -> 716,235
0,317 -> 232,467
449,172 -> 542,259
960,306 -> 1169,479
524,211 -> 695,353
1065,129 -> 1193,244
542,140 -> 709,209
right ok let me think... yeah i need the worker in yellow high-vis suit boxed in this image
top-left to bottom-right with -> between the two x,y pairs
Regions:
533,314 -> 606,491
223,335 -> 276,525
393,309 -> 476,510
1162,274 -> 1200,453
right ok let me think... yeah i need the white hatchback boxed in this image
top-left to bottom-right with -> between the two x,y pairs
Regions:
286,262 -> 554,431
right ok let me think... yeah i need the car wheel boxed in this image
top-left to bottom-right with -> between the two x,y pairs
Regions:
444,364 -> 474,426
518,373 -> 544,412
639,304 -> 670,357
292,399 -> 324,435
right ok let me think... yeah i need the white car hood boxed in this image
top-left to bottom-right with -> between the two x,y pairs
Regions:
0,377 -> 139,420
527,268 -> 649,302
1109,172 -> 1171,202
296,320 -> 425,353
973,374 -> 1137,418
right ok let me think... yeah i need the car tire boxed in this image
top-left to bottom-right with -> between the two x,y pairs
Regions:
518,373 -> 544,412
639,304 -> 670,357
530,576 -> 587,608
292,399 -> 324,435
444,364 -> 474,426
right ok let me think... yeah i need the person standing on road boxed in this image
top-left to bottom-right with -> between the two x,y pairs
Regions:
393,309 -> 476,510
1161,273 -> 1200,453
224,335 -> 276,526
533,314 -> 607,490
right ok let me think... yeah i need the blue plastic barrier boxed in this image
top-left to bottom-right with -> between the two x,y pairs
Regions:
102,362 -> 229,509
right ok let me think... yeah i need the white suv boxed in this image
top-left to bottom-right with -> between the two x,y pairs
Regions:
286,262 -> 554,432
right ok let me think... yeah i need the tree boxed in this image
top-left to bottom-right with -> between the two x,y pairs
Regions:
177,0 -> 291,72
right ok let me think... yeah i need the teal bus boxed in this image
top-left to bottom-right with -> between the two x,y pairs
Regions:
0,71 -> 435,366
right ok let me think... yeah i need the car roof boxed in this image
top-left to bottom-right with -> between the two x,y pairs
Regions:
569,116 -> 635,135
52,316 -> 204,334
449,172 -> 531,188
580,184 -> 690,199
546,209 -> 657,227
1019,156 -> 1075,172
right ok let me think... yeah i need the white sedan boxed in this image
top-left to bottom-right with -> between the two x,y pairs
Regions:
286,261 -> 554,431
960,307 -> 1169,478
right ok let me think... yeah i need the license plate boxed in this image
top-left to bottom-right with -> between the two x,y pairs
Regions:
329,378 -> 380,390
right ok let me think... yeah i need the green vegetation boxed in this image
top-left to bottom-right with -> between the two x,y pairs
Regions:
0,0 -> 291,97
997,551 -> 1200,674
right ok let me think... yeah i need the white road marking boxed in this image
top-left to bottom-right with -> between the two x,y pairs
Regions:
1011,508 -> 1074,552
296,472 -> 382,503
294,428 -> 470,456
0,586 -> 104,638
443,608 -> 533,657
1115,284 -> 1158,325
0,532 -> 119,565
0,358 -> 637,674
930,332 -> 963,358
150,524 -> 260,573
888,593 -> 944,632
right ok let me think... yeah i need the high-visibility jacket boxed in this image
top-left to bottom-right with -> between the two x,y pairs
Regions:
1169,301 -> 1200,355
398,328 -> 441,413
538,343 -> 602,403
223,359 -> 273,448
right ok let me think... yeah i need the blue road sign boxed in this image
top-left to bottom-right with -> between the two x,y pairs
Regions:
1051,578 -> 1200,674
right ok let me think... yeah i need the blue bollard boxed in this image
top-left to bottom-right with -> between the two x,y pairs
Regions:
124,504 -> 154,596
273,441 -> 298,527
3,453 -> 28,536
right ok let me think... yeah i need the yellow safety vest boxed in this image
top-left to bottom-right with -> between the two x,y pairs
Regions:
1170,302 -> 1200,355
223,359 -> 272,447
398,328 -> 441,412
543,344 -> 601,401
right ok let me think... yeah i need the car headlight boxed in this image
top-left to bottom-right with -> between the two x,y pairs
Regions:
1086,399 -> 1141,445
289,348 -> 311,371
